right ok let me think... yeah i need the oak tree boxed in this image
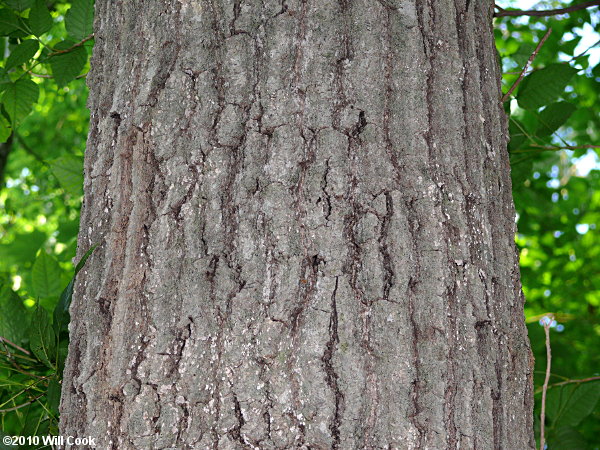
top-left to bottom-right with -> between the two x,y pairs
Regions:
60,0 -> 536,447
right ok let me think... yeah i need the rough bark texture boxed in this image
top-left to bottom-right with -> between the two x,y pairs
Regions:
60,0 -> 535,448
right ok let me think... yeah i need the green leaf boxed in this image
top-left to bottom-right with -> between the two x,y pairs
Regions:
535,102 -> 576,136
5,39 -> 39,70
1,78 -> 39,125
53,278 -> 73,335
49,154 -> 83,195
53,244 -> 97,334
49,43 -> 87,87
65,0 -> 94,41
0,69 -> 11,91
75,243 -> 98,274
548,426 -> 588,450
0,431 -> 16,450
3,0 -> 35,12
46,377 -> 61,416
512,43 -> 535,68
0,8 -> 20,36
32,250 -> 62,298
29,0 -> 53,36
0,283 -> 28,344
56,337 -> 68,374
517,64 -> 578,110
0,230 -> 46,267
508,118 -> 529,151
29,304 -> 56,368
0,114 -> 11,143
546,381 -> 600,427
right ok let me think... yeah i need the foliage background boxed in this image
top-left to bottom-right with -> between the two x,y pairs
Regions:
0,0 -> 598,448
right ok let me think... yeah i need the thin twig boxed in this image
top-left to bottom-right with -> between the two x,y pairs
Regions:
503,39 -> 600,75
29,71 -> 89,80
572,38 -> 600,61
0,336 -> 30,356
533,144 -> 600,150
502,28 -> 552,102
0,394 -> 43,413
512,144 -> 600,153
48,34 -> 95,56
549,376 -> 600,388
27,71 -> 53,78
540,315 -> 554,450
495,1 -> 600,17
535,375 -> 600,393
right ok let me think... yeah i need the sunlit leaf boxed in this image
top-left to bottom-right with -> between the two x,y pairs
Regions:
517,64 -> 578,110
0,114 -> 11,143
0,230 -> 47,267
1,79 -> 39,125
536,102 -> 576,136
65,0 -> 94,41
5,39 -> 39,70
512,43 -> 535,68
49,154 -> 83,195
32,250 -> 62,298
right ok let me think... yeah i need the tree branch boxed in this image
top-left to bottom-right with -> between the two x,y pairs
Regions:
0,394 -> 43,413
511,144 -> 600,153
0,336 -> 30,356
535,375 -> 600,393
48,34 -> 95,56
502,28 -> 552,103
495,1 -> 600,17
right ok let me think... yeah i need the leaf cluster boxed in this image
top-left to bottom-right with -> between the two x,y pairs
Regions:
0,245 -> 95,440
0,0 -> 94,139
496,2 -> 600,448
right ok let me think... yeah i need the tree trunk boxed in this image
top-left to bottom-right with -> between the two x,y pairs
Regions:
60,0 -> 535,448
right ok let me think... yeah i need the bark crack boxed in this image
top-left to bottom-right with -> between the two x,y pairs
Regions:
378,192 -> 394,302
321,277 -> 343,448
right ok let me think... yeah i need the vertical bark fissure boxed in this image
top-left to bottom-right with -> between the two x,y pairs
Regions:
278,1 -> 323,444
412,1 -> 435,445
405,204 -> 426,446
205,2 -> 231,446
321,276 -> 342,448
381,6 -> 404,188
379,192 -> 394,302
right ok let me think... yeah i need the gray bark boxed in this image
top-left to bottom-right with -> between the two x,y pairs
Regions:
60,0 -> 535,448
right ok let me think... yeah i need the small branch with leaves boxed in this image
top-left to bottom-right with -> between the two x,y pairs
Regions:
502,28 -> 552,103
495,1 -> 600,17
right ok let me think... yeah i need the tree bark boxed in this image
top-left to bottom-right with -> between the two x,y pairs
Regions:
60,0 -> 535,448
